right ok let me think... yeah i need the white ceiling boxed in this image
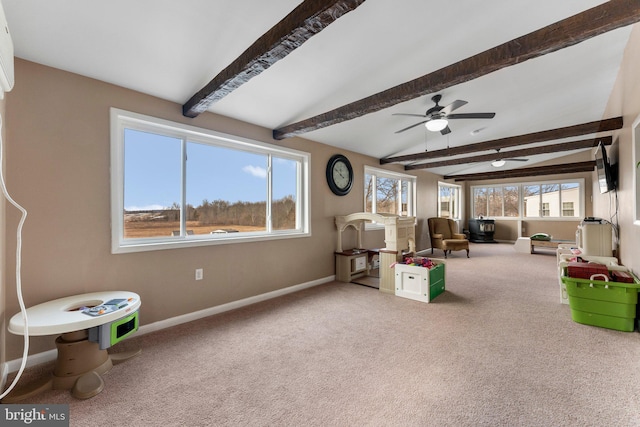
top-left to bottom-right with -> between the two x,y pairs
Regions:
2,0 -> 632,177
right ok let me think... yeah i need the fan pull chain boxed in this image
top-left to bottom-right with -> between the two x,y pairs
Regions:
424,128 -> 428,152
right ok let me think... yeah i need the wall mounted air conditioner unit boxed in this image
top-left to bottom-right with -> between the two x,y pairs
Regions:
0,0 -> 14,96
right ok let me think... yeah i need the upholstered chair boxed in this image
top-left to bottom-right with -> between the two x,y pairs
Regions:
427,217 -> 470,258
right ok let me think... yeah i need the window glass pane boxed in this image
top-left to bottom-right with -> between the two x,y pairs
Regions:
365,173 -> 374,213
561,183 -> 579,217
488,187 -> 503,217
541,184 -> 560,217
523,185 -> 541,217
503,186 -> 519,217
451,186 -> 459,219
363,167 -> 416,219
562,202 -> 574,217
400,180 -> 408,216
439,184 -> 461,220
123,129 -> 182,239
439,186 -> 452,218
474,188 -> 487,217
376,177 -> 398,214
272,157 -> 298,231
186,142 -> 267,235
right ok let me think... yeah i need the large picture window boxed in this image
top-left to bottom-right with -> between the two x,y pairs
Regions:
473,180 -> 583,219
111,109 -> 310,253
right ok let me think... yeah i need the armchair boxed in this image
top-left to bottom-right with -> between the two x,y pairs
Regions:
427,217 -> 470,258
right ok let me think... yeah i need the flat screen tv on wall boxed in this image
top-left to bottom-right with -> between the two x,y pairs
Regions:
595,141 -> 616,194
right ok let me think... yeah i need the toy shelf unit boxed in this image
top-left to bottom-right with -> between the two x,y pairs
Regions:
335,248 -> 370,282
335,213 -> 416,294
395,260 -> 445,303
468,218 -> 496,243
560,262 -> 640,332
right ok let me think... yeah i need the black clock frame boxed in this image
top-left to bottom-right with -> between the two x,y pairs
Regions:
326,154 -> 353,196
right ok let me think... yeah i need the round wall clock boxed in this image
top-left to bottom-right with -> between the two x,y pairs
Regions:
326,154 -> 353,196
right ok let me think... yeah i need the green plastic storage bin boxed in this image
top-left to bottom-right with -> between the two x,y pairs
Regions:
561,271 -> 640,332
429,263 -> 445,300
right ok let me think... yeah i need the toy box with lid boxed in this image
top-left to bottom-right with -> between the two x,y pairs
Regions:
394,258 -> 445,303
560,263 -> 640,332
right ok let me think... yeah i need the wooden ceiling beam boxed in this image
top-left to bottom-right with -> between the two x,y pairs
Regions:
381,117 -> 622,164
444,161 -> 596,182
182,0 -> 366,118
404,136 -> 611,170
273,0 -> 640,140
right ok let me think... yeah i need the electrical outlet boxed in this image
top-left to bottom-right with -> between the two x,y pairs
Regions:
195,268 -> 203,280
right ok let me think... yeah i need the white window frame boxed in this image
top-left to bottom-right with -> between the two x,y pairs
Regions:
110,108 -> 310,253
471,178 -> 584,220
364,166 -> 417,229
633,112 -> 640,226
438,181 -> 461,220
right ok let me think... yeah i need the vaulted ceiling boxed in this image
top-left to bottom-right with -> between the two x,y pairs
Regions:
4,0 -> 639,180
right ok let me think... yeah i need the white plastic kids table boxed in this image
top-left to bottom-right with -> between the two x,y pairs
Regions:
3,291 -> 141,402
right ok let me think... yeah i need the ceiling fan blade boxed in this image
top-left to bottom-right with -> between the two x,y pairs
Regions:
505,158 -> 528,162
392,113 -> 428,118
395,120 -> 428,134
447,112 -> 496,119
441,100 -> 467,115
440,125 -> 452,135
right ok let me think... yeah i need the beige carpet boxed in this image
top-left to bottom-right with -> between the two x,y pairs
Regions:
6,243 -> 640,426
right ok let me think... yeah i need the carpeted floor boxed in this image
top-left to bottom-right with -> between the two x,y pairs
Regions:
5,243 -> 640,426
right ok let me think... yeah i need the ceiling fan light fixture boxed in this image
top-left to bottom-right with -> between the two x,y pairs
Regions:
425,118 -> 448,132
492,159 -> 506,167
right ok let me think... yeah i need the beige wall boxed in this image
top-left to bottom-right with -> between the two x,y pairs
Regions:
594,23 -> 640,274
2,59 -> 440,360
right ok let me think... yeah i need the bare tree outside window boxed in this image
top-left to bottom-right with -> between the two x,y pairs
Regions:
474,188 -> 487,217
363,167 -> 416,218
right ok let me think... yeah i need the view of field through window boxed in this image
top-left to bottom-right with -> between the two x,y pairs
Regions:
123,128 -> 297,239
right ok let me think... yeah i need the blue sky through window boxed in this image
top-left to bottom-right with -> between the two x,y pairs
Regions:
124,129 -> 296,211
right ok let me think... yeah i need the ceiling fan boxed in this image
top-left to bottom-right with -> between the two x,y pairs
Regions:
491,148 -> 528,167
393,94 -> 495,135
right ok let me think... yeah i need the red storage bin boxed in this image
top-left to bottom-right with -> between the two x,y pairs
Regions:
611,271 -> 635,283
567,262 -> 610,280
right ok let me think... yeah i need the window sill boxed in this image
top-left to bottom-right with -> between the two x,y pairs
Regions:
112,230 -> 310,254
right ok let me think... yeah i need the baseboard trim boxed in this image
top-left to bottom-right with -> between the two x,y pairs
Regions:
5,275 -> 334,374
415,248 -> 433,256
5,349 -> 57,377
137,275 -> 333,336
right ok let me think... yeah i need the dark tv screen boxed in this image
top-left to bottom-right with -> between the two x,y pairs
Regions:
595,141 -> 615,194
